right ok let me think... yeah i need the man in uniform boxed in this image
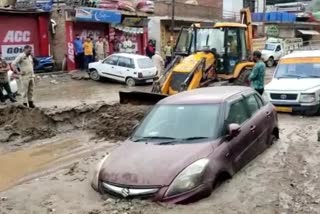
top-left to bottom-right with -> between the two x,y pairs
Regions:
12,45 -> 35,108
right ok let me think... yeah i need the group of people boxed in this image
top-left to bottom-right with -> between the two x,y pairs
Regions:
0,45 -> 36,108
74,34 -> 110,70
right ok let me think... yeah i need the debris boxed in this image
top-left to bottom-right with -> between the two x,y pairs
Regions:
50,80 -> 59,85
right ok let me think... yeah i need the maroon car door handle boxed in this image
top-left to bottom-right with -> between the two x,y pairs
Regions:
250,125 -> 256,132
266,111 -> 271,118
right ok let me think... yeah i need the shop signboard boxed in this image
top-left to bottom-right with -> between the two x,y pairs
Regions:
266,25 -> 280,37
75,7 -> 121,24
1,44 -> 34,62
122,17 -> 149,27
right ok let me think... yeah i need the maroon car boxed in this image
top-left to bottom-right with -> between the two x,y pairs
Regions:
92,86 -> 279,204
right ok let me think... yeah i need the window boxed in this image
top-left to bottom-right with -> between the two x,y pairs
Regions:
104,56 -> 119,65
254,94 -> 264,108
275,45 -> 281,52
137,58 -> 154,69
275,63 -> 320,78
226,100 -> 249,125
132,104 -> 221,141
245,95 -> 260,115
118,57 -> 134,68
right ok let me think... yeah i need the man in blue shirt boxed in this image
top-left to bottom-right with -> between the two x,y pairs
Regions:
74,34 -> 84,70
249,51 -> 266,95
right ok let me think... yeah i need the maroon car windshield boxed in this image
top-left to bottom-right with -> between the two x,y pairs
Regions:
131,104 -> 221,143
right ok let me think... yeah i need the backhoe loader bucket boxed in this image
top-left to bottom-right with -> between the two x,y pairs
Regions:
119,91 -> 168,105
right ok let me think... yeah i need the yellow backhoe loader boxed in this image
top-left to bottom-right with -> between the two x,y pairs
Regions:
120,8 -> 255,105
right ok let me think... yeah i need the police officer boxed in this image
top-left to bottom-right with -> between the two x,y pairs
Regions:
12,45 -> 35,108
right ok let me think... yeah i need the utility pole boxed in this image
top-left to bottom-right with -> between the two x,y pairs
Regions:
171,0 -> 175,41
263,0 -> 267,36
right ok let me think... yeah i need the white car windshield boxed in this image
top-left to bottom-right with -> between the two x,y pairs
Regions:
132,104 -> 221,143
275,63 -> 320,78
265,43 -> 276,51
137,58 -> 154,69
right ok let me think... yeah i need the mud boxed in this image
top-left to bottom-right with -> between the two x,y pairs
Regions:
1,114 -> 320,214
0,103 -> 149,144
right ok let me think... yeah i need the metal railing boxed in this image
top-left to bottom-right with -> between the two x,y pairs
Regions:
294,40 -> 320,51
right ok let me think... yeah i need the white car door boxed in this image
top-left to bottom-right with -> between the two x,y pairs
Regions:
274,45 -> 283,60
100,55 -> 121,81
117,56 -> 136,81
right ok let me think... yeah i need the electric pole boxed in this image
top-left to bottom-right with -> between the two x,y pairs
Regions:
171,0 -> 175,41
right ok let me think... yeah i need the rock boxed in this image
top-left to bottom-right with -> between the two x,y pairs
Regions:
317,130 -> 320,142
111,211 -> 119,214
105,198 -> 115,203
88,209 -> 101,214
1,197 -> 8,201
279,192 -> 293,210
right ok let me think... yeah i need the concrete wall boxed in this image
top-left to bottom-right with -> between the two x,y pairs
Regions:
50,10 -> 66,69
154,1 -> 222,20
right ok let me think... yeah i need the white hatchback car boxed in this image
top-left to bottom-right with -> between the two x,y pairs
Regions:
88,53 -> 157,86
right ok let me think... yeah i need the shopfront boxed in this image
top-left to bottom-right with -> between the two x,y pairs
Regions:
0,11 -> 49,62
65,7 -> 149,71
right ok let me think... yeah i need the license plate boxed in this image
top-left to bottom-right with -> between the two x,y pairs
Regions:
275,106 -> 293,113
146,79 -> 153,83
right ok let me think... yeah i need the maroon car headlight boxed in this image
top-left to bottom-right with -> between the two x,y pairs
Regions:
165,159 -> 209,197
91,154 -> 109,191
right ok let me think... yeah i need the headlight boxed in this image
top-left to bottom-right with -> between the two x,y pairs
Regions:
262,92 -> 269,102
165,159 -> 209,197
300,93 -> 316,103
91,154 -> 109,191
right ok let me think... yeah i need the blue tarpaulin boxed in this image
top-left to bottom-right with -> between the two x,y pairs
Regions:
75,7 -> 122,24
36,0 -> 53,11
252,12 -> 296,23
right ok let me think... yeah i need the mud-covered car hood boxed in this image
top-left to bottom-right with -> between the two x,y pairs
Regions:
99,141 -> 214,186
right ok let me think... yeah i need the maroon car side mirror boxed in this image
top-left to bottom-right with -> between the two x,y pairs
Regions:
228,123 -> 241,139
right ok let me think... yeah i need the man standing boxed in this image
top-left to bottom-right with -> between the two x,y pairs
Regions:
83,37 -> 94,70
249,50 -> 266,95
123,36 -> 133,53
152,51 -> 164,78
146,41 -> 155,58
0,59 -> 16,104
95,36 -> 105,61
164,41 -> 173,67
12,45 -> 35,108
104,36 -> 110,57
73,34 -> 84,70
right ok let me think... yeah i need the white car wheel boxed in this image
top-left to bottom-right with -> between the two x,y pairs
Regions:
90,69 -> 100,81
126,77 -> 136,87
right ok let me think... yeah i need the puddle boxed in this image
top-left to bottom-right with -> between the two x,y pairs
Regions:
0,138 -> 81,191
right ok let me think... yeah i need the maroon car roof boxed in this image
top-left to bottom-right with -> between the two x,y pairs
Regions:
158,86 -> 253,105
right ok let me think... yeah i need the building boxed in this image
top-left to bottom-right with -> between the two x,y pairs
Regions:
148,0 -> 222,55
0,1 -> 51,63
50,0 -> 153,71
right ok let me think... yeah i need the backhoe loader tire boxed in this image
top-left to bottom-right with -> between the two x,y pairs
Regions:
233,69 -> 251,86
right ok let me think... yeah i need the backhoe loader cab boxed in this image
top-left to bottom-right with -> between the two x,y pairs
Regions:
174,24 -> 250,75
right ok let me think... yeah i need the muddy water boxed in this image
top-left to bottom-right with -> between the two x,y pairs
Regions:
0,136 -> 84,191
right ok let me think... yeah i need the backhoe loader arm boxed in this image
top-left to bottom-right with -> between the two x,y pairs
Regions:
240,8 -> 253,53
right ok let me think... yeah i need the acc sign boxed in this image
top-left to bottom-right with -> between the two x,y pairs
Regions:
3,31 -> 31,43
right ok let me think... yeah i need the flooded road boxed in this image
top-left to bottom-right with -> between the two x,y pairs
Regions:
34,73 -> 151,108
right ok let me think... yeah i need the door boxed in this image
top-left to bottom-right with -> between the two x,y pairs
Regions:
100,55 -> 121,80
225,98 -> 256,171
117,56 -> 136,80
242,93 -> 269,158
274,45 -> 283,60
